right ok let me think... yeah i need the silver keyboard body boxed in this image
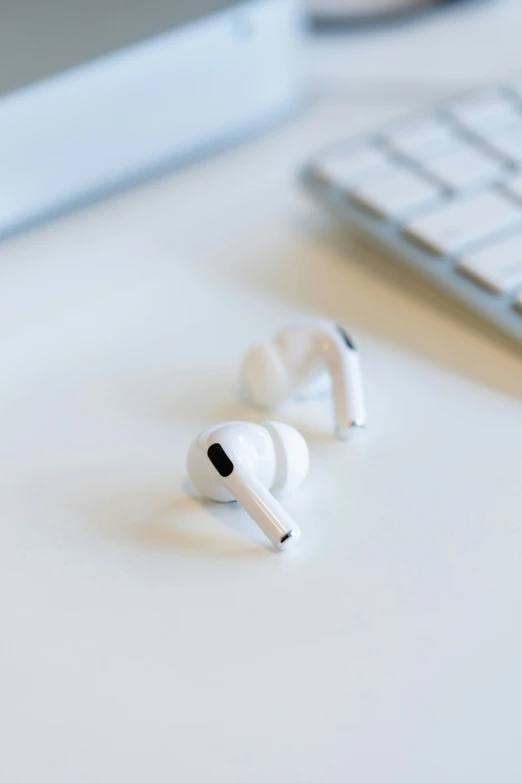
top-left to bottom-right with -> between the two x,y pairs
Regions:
301,80 -> 522,346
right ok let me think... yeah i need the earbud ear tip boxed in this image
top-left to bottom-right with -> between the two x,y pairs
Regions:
240,345 -> 290,409
261,421 -> 309,494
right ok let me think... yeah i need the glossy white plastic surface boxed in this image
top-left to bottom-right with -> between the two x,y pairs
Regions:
241,318 -> 367,439
187,421 -> 308,549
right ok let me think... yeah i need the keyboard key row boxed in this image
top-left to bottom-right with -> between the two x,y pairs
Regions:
317,137 -> 513,203
351,169 -> 440,219
446,89 -> 522,138
382,117 -> 461,162
421,143 -> 504,191
315,145 -> 390,188
487,124 -> 522,164
403,192 -> 522,255
457,232 -> 522,294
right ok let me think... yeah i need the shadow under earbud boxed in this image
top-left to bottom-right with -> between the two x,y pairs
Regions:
99,484 -> 272,560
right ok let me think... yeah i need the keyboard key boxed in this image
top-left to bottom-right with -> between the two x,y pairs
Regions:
351,169 -> 441,219
421,144 -> 504,191
448,91 -> 522,137
383,117 -> 461,161
505,174 -> 522,203
487,124 -> 522,164
404,192 -> 522,255
314,145 -> 391,189
457,233 -> 522,293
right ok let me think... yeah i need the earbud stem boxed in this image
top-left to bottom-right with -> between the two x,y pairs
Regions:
222,464 -> 301,550
332,346 -> 366,438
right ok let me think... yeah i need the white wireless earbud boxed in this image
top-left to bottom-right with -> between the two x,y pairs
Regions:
187,421 -> 309,550
240,319 -> 366,440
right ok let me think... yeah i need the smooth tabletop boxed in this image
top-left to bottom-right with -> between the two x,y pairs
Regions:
2,2 -> 522,781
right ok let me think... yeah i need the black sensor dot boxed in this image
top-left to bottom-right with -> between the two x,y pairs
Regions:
336,325 -> 356,350
207,444 -> 234,477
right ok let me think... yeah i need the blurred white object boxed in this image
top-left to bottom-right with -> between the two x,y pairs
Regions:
0,0 -> 303,239
308,0 -> 437,19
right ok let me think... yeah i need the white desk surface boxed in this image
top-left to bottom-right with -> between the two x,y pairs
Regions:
2,3 -> 522,781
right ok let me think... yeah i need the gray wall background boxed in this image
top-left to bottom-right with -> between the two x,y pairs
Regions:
0,1 -> 243,94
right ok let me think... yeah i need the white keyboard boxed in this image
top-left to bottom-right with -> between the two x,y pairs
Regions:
301,80 -> 522,346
